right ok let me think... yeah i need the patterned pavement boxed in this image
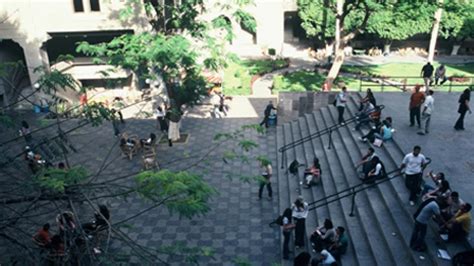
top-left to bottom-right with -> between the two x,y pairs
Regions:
0,98 -> 281,265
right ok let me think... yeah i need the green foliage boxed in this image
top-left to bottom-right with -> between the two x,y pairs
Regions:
37,166 -> 88,193
238,140 -> 258,152
158,242 -> 215,264
233,10 -> 257,34
223,58 -> 289,95
439,1 -> 474,41
77,33 -> 209,107
135,170 -> 217,219
297,0 -> 376,41
366,2 -> 437,41
212,15 -> 235,43
273,71 -> 324,92
0,114 -> 14,128
256,156 -> 271,167
34,67 -> 79,95
81,102 -> 117,126
232,256 -> 251,266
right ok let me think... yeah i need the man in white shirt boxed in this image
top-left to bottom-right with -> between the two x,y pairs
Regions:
400,145 -> 427,206
418,90 -> 434,135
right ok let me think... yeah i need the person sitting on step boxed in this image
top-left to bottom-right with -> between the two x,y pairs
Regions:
354,101 -> 378,130
355,148 -> 377,178
359,117 -> 393,143
440,203 -> 472,242
304,157 -> 322,188
328,226 -> 349,260
361,156 -> 386,183
310,218 -> 336,252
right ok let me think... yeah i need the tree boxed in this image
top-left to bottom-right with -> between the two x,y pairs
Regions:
0,65 -> 268,264
439,0 -> 474,55
428,0 -> 444,62
366,2 -> 437,54
299,0 -> 376,89
78,0 -> 255,109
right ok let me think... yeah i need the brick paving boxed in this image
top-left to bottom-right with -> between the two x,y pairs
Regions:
0,99 -> 281,265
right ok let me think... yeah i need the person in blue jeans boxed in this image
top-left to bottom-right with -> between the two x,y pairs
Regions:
410,199 -> 445,251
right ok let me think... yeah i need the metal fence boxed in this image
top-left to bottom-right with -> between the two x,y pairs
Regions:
357,75 -> 474,92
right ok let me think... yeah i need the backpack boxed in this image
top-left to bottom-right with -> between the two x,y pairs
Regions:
275,215 -> 284,226
289,160 -> 300,175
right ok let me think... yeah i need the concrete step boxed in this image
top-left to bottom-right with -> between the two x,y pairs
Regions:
325,105 -> 431,265
347,94 -> 468,263
299,113 -> 359,266
311,110 -> 377,265
319,107 -> 396,265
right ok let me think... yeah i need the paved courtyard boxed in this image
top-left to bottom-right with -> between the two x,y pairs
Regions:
0,98 -> 281,265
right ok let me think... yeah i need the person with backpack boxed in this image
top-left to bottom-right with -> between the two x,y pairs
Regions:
281,208 -> 295,260
361,156 -> 386,183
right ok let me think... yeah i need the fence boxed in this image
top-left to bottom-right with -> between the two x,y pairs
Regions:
356,75 -> 474,92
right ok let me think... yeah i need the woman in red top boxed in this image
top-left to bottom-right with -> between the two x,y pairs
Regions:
304,157 -> 322,188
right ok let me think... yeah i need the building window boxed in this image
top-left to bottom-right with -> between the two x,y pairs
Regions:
90,0 -> 101,11
73,0 -> 84,12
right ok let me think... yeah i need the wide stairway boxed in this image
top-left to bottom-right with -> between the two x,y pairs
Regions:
275,92 -> 471,265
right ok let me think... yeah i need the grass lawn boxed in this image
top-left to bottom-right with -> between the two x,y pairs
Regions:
222,58 -> 288,95
273,62 -> 474,93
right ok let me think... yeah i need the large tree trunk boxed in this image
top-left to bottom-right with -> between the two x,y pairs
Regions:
326,48 -> 345,88
428,0 -> 444,62
324,0 -> 343,90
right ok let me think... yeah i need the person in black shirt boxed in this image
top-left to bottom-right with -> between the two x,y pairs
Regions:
454,89 -> 471,130
421,62 -> 434,91
259,101 -> 276,128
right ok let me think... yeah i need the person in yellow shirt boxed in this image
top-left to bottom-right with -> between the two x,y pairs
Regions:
442,203 -> 471,242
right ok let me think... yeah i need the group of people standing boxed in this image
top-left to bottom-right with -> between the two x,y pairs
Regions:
400,145 -> 472,252
409,84 -> 471,134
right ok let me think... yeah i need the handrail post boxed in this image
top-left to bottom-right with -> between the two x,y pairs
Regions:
327,128 -> 332,150
359,75 -> 362,92
449,79 -> 452,93
349,188 -> 356,217
281,151 -> 286,169
381,77 -> 384,92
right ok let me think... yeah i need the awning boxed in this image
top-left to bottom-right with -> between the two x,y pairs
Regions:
63,65 -> 131,80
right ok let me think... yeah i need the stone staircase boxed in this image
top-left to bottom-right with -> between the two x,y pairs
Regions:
275,92 -> 471,265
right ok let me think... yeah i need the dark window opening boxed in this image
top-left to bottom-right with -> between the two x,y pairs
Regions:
90,0 -> 101,11
73,0 -> 84,12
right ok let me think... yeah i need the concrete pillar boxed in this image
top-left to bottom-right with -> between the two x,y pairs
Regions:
15,38 -> 50,105
255,1 -> 284,53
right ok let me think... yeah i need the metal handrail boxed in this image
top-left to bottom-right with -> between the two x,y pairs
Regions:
278,105 -> 385,154
308,158 -> 432,215
357,75 -> 474,92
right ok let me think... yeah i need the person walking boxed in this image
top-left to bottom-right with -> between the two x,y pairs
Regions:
410,198 -> 445,251
435,64 -> 448,86
259,101 -> 276,128
292,196 -> 309,249
400,145 -> 427,206
409,85 -> 425,128
281,208 -> 295,260
418,90 -> 434,135
454,89 -> 471,131
420,62 -> 434,91
19,120 -> 33,143
155,106 -> 168,133
111,110 -> 121,137
258,160 -> 273,200
335,86 -> 348,125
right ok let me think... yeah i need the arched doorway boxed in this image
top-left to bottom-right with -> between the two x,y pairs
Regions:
0,40 -> 31,109
284,11 -> 306,44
